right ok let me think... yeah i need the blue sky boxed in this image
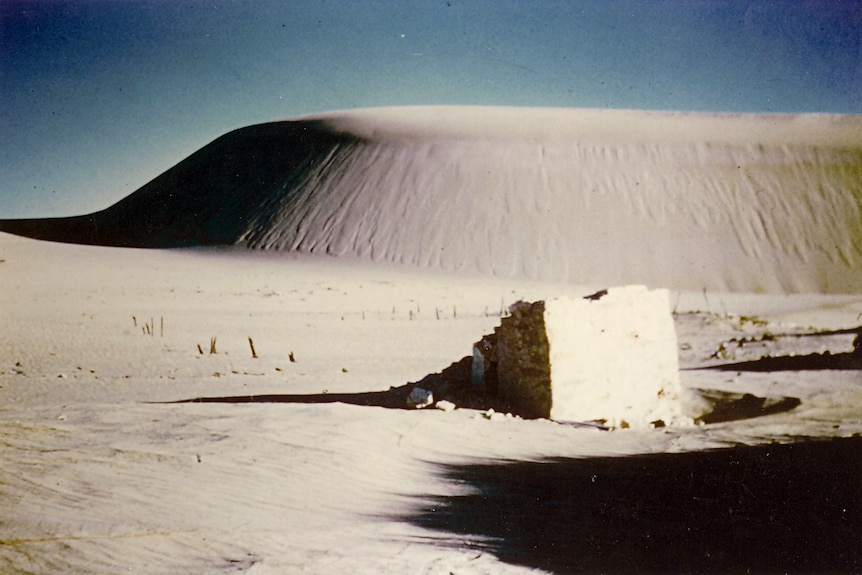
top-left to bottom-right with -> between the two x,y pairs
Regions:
1,0 -> 860,218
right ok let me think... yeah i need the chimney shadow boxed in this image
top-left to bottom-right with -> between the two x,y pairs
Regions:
165,355 -> 512,412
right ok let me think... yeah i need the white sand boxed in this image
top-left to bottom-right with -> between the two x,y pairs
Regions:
245,107 -> 862,293
2,231 -> 862,574
4,106 -> 860,293
2,106 -> 862,573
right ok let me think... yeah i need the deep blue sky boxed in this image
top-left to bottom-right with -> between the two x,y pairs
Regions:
1,0 -> 860,218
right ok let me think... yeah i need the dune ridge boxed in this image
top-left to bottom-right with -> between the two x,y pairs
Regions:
2,106 -> 861,293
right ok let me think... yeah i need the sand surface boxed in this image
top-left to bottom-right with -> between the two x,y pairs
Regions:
2,106 -> 862,573
2,106 -> 861,293
2,232 -> 862,574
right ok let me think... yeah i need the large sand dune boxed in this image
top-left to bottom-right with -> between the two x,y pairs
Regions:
2,106 -> 861,292
4,108 -> 862,574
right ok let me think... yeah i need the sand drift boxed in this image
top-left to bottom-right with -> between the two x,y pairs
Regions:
2,106 -> 861,293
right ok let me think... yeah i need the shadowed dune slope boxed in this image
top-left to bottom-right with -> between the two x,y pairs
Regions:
2,106 -> 861,293
0,120 -> 354,249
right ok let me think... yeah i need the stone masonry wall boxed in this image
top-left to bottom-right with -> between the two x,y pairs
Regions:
495,300 -> 553,419
494,286 -> 682,427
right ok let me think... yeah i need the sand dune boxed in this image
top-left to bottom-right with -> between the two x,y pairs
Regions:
2,106 -> 861,292
4,107 -> 862,574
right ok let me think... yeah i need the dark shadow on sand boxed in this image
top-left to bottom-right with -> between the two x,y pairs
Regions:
170,390 -> 408,409
168,355 -> 802,425
404,436 -> 862,574
696,327 -> 862,373
693,391 -> 801,424
168,356 -> 507,411
700,351 -> 862,372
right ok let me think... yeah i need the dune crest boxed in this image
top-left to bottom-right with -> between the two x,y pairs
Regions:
2,106 -> 861,293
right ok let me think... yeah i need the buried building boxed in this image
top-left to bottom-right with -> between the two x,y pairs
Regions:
475,285 -> 683,428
